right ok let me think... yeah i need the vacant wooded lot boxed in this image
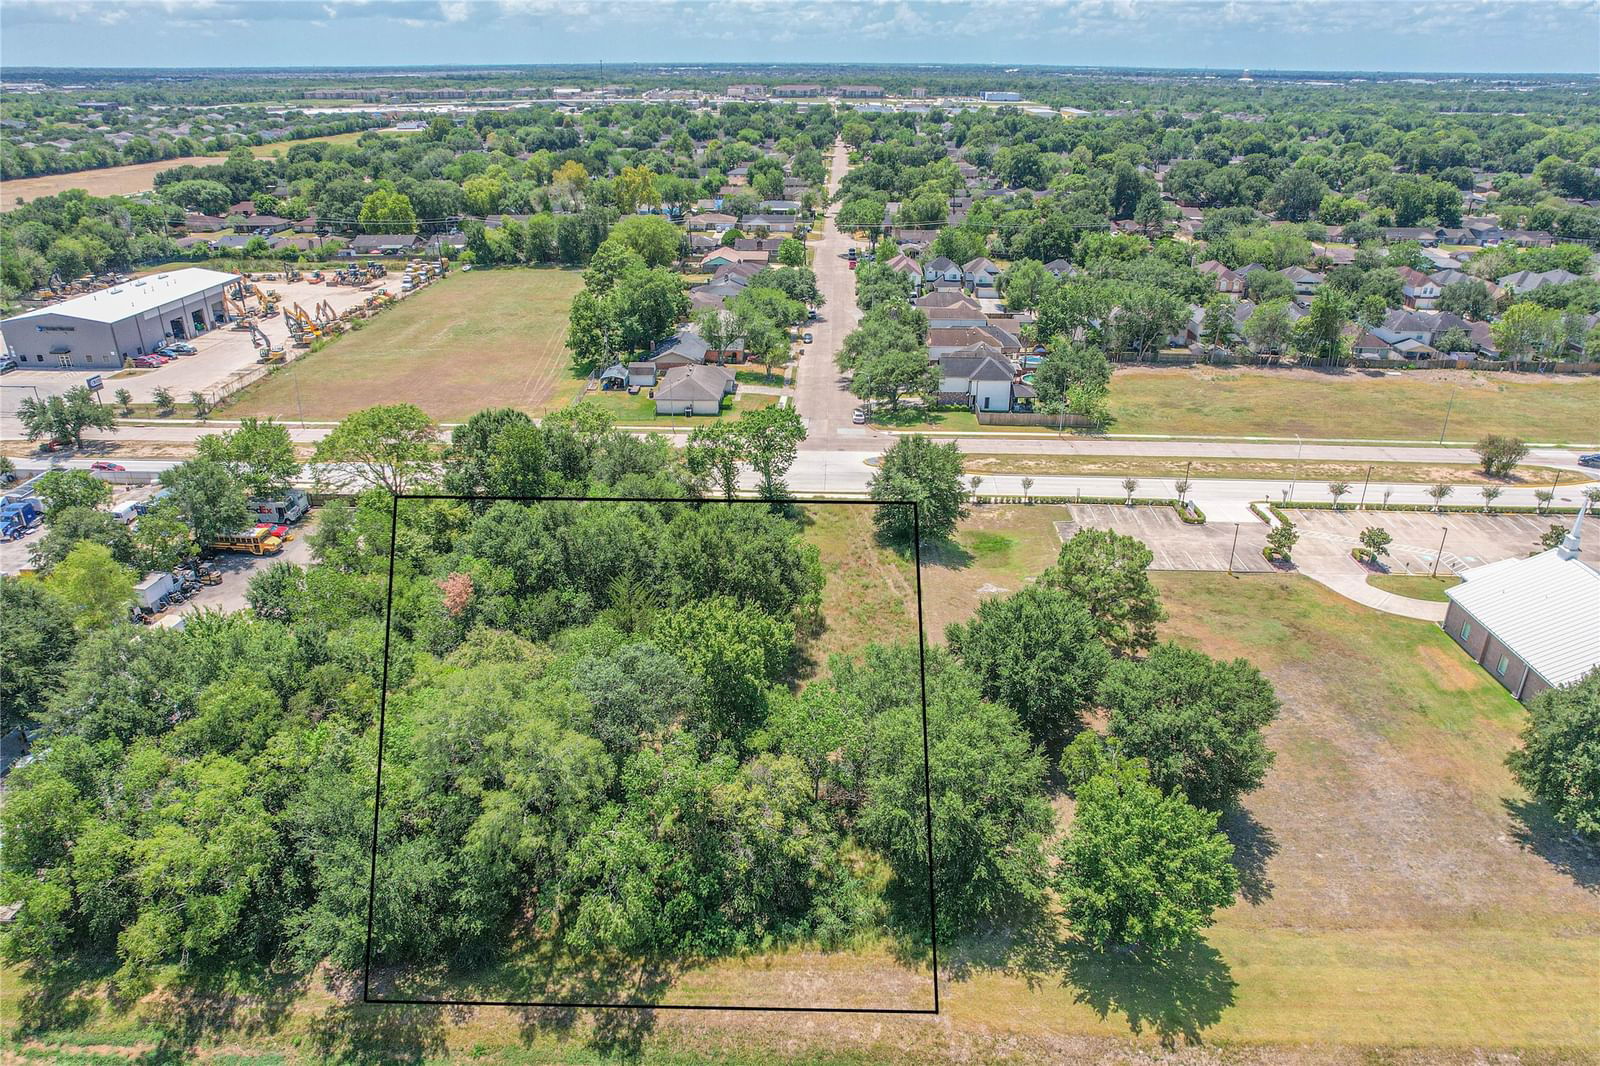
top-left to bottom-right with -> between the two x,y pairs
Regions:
223,268 -> 583,421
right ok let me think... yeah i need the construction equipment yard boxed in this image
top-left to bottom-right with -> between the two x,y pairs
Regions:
0,270 -> 416,407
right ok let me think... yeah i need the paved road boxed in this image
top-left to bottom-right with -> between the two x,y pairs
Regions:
791,140 -> 892,446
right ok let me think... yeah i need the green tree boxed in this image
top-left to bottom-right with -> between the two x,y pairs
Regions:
946,586 -> 1111,750
1266,518 -> 1300,559
16,386 -> 115,448
1201,297 -> 1236,351
29,506 -> 136,572
1293,289 -> 1351,364
132,505 -> 196,573
195,418 -> 299,498
606,215 -> 682,269
0,577 -> 76,730
312,404 -> 438,494
1099,642 -> 1279,810
868,435 -> 968,545
34,469 -> 111,518
565,287 -> 614,371
850,347 -> 938,411
736,403 -> 806,498
358,187 -> 418,233
1242,299 -> 1293,354
1359,526 -> 1392,561
1056,753 -> 1239,951
1474,434 -> 1528,478
1002,259 -> 1054,312
1041,529 -> 1165,656
152,387 -> 176,415
684,421 -> 743,500
775,238 -> 807,267
114,388 -> 133,414
859,661 -> 1054,939
45,542 -> 136,630
158,459 -> 252,545
1508,669 -> 1600,838
651,596 -> 792,742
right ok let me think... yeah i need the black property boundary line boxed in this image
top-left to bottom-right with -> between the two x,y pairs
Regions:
361,494 -> 939,1015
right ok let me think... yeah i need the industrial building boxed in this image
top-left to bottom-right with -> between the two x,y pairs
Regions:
1442,504 -> 1599,701
1,267 -> 240,370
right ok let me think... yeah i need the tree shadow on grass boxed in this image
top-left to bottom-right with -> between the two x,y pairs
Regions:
1219,805 -> 1278,905
1503,796 -> 1600,893
134,965 -> 308,1065
1060,938 -> 1237,1049
304,999 -> 454,1066
9,957 -> 116,1039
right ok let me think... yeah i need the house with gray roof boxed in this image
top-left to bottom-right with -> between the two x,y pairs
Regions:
654,364 -> 735,415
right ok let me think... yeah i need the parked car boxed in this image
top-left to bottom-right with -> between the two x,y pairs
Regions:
170,342 -> 196,354
1579,453 -> 1600,468
852,408 -> 868,425
132,354 -> 162,368
0,356 -> 17,374
802,332 -> 813,344
90,461 -> 126,473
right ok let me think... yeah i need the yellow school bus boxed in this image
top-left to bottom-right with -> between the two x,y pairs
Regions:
208,528 -> 283,556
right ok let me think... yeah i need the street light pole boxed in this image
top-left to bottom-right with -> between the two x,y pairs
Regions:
1431,526 -> 1449,578
1358,464 -> 1373,509
1228,521 -> 1240,575
1438,387 -> 1458,444
1288,433 -> 1303,501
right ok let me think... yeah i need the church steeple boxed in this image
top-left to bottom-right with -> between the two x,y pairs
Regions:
1556,497 -> 1589,560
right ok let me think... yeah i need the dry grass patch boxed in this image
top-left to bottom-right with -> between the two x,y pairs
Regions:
220,269 -> 583,422
963,454 -> 1587,488
1109,366 -> 1600,443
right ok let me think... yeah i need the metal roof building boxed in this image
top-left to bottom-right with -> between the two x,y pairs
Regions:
1443,506 -> 1600,700
2,268 -> 239,370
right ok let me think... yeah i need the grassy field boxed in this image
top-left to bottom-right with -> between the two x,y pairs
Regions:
1108,367 -> 1600,443
1366,573 -> 1464,601
578,389 -> 780,424
221,268 -> 584,421
962,454 -> 1588,488
6,510 -> 1595,1062
1,156 -> 225,210
246,129 -> 421,158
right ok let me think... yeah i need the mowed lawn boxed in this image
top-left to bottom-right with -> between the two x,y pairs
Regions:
223,268 -> 584,421
1109,366 -> 1600,443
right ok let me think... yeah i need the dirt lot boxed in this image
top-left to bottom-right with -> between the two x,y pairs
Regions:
1287,507 -> 1600,575
1055,503 -> 1273,572
222,268 -> 582,422
1108,365 -> 1600,444
1,156 -> 224,210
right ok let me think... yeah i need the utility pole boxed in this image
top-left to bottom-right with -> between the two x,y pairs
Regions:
1228,521 -> 1240,575
1438,387 -> 1458,444
1431,526 -> 1449,578
1358,464 -> 1373,509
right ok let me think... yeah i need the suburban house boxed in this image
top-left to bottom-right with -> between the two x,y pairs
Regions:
1352,332 -> 1398,359
1374,310 -> 1470,348
654,364 -> 736,415
927,324 -> 1022,359
924,256 -> 963,284
1443,506 -> 1599,702
1498,268 -> 1581,294
1396,266 -> 1442,309
689,212 -> 738,233
738,214 -> 799,234
1043,258 -> 1079,279
1284,266 -> 1324,297
963,257 -> 1002,292
935,352 -> 1021,412
1197,260 -> 1246,294
184,212 -> 225,233
234,215 -> 292,236
924,304 -> 988,329
346,234 -> 422,256
699,247 -> 770,271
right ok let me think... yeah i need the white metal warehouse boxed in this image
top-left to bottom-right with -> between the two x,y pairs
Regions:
1,267 -> 240,370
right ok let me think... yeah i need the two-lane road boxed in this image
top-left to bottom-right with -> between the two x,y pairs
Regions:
791,140 -> 890,445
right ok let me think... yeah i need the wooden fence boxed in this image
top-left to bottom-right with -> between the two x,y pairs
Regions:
976,410 -> 1097,428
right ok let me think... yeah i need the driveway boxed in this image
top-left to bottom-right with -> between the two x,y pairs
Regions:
1053,503 -> 1273,573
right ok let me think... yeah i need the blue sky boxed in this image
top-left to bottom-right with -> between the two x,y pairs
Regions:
2,1 -> 1597,75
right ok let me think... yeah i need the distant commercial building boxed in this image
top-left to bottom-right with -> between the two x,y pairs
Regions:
1443,505 -> 1599,701
982,91 -> 1022,102
1,267 -> 239,370
772,84 -> 823,98
838,85 -> 884,98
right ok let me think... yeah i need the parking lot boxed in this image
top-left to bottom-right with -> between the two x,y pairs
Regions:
1,276 -> 404,406
1054,503 -> 1273,572
1286,507 -> 1598,575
